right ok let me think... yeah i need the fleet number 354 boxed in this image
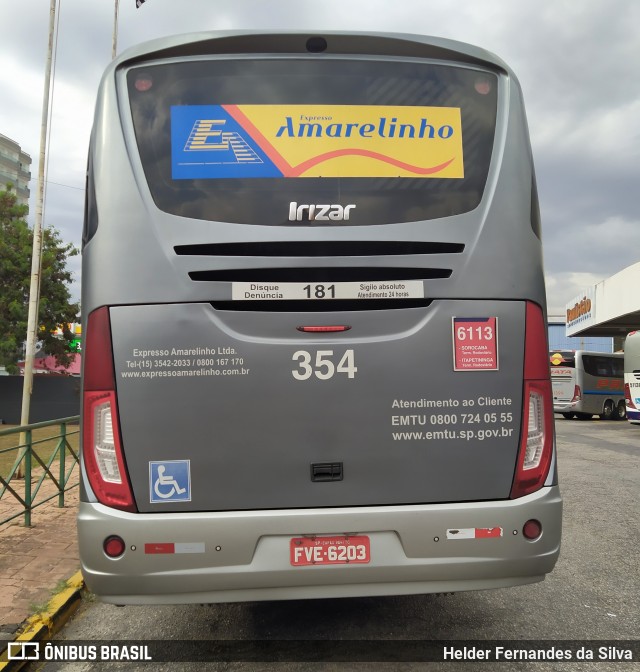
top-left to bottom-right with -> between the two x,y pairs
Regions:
292,350 -> 357,380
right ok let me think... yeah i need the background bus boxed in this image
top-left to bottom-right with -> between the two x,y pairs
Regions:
79,31 -> 561,605
550,350 -> 625,420
624,331 -> 640,425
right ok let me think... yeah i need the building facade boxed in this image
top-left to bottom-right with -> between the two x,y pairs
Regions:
564,261 -> 640,343
0,133 -> 32,207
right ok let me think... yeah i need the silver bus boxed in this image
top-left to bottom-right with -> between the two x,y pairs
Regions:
550,350 -> 625,420
79,31 -> 561,605
624,331 -> 640,425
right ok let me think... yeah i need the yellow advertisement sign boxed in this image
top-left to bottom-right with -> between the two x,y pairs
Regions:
224,105 -> 464,178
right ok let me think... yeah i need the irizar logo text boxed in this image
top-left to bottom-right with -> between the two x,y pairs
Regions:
289,202 -> 356,221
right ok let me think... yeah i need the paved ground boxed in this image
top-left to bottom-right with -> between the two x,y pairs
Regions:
0,468 -> 80,634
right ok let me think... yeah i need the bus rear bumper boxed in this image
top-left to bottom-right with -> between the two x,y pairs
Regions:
78,486 -> 562,604
626,409 -> 640,424
553,402 -> 577,413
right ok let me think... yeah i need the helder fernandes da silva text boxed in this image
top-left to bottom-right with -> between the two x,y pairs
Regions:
444,645 -> 633,661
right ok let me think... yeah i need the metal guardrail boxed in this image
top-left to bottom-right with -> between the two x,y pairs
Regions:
0,416 -> 80,527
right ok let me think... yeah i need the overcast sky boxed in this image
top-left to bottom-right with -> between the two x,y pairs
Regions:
1,0 -> 639,315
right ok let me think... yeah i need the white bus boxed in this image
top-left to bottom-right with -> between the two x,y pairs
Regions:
550,350 -> 625,420
78,31 -> 561,605
624,331 -> 640,425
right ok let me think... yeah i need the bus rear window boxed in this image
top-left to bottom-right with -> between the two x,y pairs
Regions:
127,58 -> 498,226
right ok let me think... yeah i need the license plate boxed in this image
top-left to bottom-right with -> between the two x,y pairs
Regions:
290,535 -> 371,566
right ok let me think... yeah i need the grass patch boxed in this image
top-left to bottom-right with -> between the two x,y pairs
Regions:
82,589 -> 97,603
0,424 -> 80,482
52,579 -> 70,595
28,600 -> 50,616
27,580 -> 73,616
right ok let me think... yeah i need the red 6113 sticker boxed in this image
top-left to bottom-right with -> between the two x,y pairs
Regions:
453,317 -> 498,371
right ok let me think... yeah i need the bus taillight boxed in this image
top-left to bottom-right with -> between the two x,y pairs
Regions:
571,385 -> 581,403
83,307 -> 136,512
511,302 -> 554,499
625,383 -> 637,409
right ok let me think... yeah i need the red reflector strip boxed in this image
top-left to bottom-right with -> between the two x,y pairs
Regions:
475,527 -> 503,538
144,542 -> 206,554
297,325 -> 351,333
145,543 -> 175,554
446,527 -> 503,539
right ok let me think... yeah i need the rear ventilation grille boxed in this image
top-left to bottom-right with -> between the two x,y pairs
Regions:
175,241 -> 464,257
189,267 -> 452,283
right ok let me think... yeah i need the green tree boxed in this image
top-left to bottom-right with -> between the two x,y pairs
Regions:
0,184 -> 79,374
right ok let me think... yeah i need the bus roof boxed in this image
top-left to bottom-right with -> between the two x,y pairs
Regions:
111,30 -> 513,76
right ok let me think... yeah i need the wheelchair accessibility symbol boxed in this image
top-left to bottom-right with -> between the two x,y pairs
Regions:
149,461 -> 191,503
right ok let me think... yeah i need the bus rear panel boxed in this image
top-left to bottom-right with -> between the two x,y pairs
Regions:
79,32 -> 561,604
624,332 -> 640,424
